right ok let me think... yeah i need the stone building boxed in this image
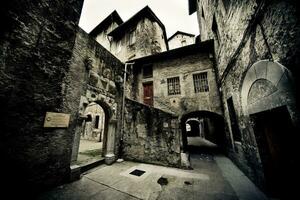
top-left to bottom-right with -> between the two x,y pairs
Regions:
128,40 -> 225,151
90,6 -> 169,62
168,31 -> 195,49
188,0 -> 300,198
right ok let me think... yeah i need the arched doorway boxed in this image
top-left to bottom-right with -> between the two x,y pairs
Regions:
241,60 -> 298,198
180,111 -> 225,153
77,102 -> 107,165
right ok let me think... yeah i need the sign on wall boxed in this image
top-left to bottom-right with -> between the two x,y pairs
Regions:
44,112 -> 70,128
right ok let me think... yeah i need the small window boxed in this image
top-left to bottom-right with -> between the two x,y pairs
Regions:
95,115 -> 100,129
227,97 -> 241,142
167,77 -> 181,95
129,29 -> 136,45
181,39 -> 187,46
142,64 -> 153,78
193,72 -> 209,93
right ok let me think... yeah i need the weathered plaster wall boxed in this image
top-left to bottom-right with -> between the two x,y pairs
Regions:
133,52 -> 222,117
0,0 -> 83,196
111,17 -> 167,62
95,21 -> 119,52
168,34 -> 195,49
196,0 -> 300,190
123,99 -> 181,167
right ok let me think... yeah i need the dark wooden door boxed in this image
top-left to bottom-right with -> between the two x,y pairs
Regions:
251,106 -> 297,199
143,82 -> 153,106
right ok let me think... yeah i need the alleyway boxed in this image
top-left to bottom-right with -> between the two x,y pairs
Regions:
37,151 -> 267,200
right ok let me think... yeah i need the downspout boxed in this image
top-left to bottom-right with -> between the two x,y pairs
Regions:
119,62 -> 135,159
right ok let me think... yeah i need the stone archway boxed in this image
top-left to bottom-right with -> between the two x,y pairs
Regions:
240,60 -> 297,198
180,110 -> 226,152
71,91 -> 119,166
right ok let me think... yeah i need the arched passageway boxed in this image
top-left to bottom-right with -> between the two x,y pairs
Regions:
77,102 -> 108,165
181,111 -> 226,153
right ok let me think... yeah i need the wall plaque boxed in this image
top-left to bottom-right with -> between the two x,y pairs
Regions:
44,112 -> 70,128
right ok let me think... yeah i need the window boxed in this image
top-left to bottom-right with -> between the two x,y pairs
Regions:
212,16 -> 220,45
227,97 -> 241,142
193,72 -> 209,92
181,39 -> 187,46
129,29 -> 136,45
142,64 -> 153,78
167,77 -> 180,95
95,115 -> 100,129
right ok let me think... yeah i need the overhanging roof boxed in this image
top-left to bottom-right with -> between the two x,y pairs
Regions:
89,10 -> 123,37
128,39 -> 214,65
167,31 -> 195,41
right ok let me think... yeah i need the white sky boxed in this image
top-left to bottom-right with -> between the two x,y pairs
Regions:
79,0 -> 199,38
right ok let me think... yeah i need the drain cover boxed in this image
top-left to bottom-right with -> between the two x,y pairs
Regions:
129,169 -> 146,177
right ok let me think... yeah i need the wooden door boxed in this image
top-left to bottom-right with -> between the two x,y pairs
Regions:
143,82 -> 153,106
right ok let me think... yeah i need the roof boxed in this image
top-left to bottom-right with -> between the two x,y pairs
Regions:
188,0 -> 197,15
89,10 -> 123,37
167,31 -> 195,41
128,39 -> 214,65
107,6 -> 166,36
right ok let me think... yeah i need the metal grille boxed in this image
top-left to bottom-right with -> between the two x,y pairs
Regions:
167,77 -> 181,95
193,72 -> 209,93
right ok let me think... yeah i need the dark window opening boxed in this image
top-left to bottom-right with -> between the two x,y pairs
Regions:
193,72 -> 209,93
86,114 -> 92,122
95,115 -> 100,129
212,16 -> 220,45
142,64 -> 153,78
227,97 -> 241,142
167,77 -> 181,95
201,6 -> 205,19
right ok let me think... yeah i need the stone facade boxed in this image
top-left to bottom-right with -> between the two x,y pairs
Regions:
130,41 -> 222,117
189,0 -> 300,196
168,31 -> 195,49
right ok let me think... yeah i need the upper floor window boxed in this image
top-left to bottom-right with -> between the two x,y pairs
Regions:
129,29 -> 136,45
167,77 -> 181,95
181,39 -> 187,46
193,72 -> 209,93
142,64 -> 153,78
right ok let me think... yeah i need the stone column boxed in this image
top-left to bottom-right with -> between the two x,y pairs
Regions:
105,118 -> 117,165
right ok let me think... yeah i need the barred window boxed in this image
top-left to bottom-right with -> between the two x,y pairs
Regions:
193,72 -> 209,93
167,77 -> 180,95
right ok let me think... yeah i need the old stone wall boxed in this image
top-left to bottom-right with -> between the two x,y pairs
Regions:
196,0 -> 300,190
111,17 -> 167,62
0,0 -> 83,196
122,99 -> 181,167
95,21 -> 119,52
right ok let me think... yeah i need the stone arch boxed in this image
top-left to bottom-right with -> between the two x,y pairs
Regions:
180,110 -> 226,151
71,91 -> 119,166
241,60 -> 295,116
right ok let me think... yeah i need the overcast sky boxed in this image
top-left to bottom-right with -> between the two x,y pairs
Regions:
79,0 -> 199,38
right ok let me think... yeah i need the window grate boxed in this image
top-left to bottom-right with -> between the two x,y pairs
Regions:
193,72 -> 209,93
167,77 -> 181,95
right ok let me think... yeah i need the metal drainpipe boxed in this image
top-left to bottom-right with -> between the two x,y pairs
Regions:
120,62 -> 135,158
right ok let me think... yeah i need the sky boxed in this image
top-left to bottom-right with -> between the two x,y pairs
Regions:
79,0 -> 199,38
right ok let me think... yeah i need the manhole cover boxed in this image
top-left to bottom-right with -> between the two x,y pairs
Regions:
129,169 -> 146,177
